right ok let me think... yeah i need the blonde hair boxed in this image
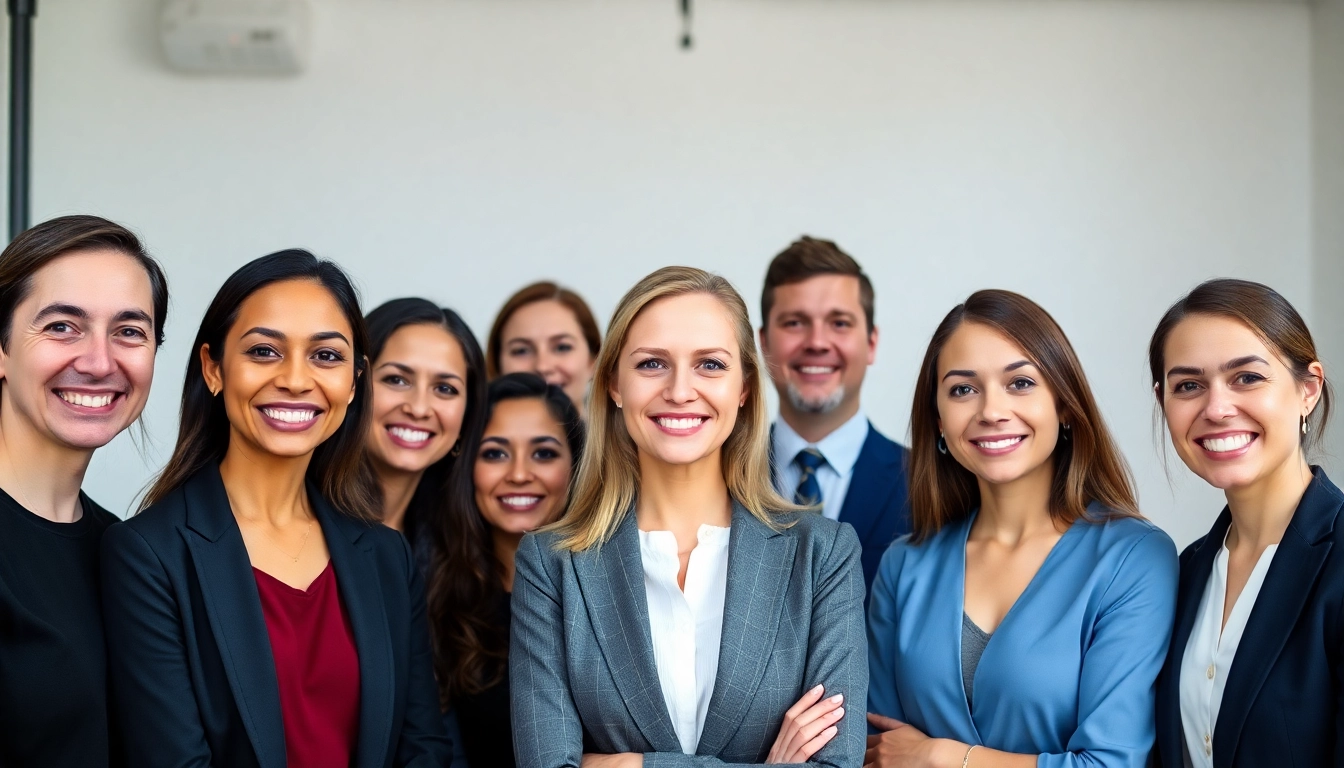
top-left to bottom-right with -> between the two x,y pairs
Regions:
549,266 -> 794,551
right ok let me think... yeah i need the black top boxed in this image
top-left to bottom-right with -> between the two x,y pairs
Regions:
1154,467 -> 1344,768
452,591 -> 514,768
0,487 -> 121,768
100,462 -> 451,768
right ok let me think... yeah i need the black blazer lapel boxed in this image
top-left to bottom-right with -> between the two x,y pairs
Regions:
837,425 -> 898,545
697,504 -> 795,756
182,465 -> 286,768
316,491 -> 396,768
1213,471 -> 1340,767
1155,511 -> 1228,766
572,512 -> 681,753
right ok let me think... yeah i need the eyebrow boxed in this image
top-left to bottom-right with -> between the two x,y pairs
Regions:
240,327 -> 350,345
377,361 -> 463,382
1165,355 -> 1271,379
115,309 -> 154,326
942,360 -> 1034,381
480,435 -> 562,446
33,303 -> 88,322
629,346 -> 734,358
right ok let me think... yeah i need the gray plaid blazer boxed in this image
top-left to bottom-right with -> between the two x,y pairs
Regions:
510,503 -> 867,767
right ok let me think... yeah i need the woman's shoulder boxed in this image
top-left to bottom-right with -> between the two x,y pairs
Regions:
1080,506 -> 1176,555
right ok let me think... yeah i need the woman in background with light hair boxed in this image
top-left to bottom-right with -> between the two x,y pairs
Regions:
510,266 -> 867,767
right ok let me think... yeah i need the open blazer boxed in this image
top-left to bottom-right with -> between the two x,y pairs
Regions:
868,506 -> 1178,768
771,422 -> 911,593
1154,467 -> 1344,767
100,463 -> 451,768
510,502 -> 868,767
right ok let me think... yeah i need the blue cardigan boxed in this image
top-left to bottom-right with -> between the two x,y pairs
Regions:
867,505 -> 1177,768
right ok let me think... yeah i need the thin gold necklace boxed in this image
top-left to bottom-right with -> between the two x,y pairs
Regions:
259,519 -> 314,564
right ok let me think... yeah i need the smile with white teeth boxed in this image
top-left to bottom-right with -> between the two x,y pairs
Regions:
1199,433 -> 1254,453
500,495 -> 542,509
657,416 -> 705,430
388,426 -> 431,443
58,391 -> 115,408
797,365 -> 837,375
261,407 -> 317,424
973,436 -> 1024,450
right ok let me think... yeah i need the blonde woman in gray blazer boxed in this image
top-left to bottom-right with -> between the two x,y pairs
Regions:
510,266 -> 867,768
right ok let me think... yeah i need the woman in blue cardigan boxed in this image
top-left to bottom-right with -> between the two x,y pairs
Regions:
866,289 -> 1178,768
1150,279 -> 1339,767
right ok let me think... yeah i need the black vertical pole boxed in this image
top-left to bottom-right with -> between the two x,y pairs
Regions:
8,0 -> 35,241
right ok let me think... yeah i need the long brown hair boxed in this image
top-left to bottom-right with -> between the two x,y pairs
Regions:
142,250 -> 378,519
908,289 -> 1139,541
485,281 -> 601,378
1148,278 -> 1332,450
548,266 -> 794,552
432,373 -> 585,705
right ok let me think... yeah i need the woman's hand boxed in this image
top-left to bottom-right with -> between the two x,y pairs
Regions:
581,753 -> 642,767
864,713 -> 965,768
766,684 -> 846,764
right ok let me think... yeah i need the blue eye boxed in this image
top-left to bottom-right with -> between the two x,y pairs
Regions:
435,383 -> 459,396
635,358 -> 666,370
702,358 -> 727,371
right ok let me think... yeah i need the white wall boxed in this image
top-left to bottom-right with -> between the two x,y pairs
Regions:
1314,0 -> 1344,480
10,0 -> 1317,547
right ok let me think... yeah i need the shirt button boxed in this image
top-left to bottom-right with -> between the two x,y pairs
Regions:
1204,734 -> 1211,744
1206,664 -> 1215,679
1204,744 -> 1212,756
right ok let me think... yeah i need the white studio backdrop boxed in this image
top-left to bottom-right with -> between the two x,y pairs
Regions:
6,0 -> 1335,548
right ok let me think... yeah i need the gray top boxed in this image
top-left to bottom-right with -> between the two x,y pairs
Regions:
961,612 -> 992,708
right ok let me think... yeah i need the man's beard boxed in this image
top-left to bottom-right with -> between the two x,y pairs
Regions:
786,383 -> 845,415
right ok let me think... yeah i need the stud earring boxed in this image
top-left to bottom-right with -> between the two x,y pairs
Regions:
449,439 -> 462,458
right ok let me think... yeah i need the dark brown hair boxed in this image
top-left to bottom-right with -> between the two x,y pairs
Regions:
1148,278 -> 1332,450
0,214 -> 168,350
760,235 -> 875,332
432,372 -> 584,706
485,281 -> 601,378
143,250 -> 378,520
909,289 -> 1139,541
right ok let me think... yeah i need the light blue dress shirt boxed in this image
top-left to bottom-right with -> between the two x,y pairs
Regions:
867,505 -> 1178,768
772,411 -> 869,521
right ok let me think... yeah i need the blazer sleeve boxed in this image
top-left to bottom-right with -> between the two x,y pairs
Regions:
510,533 -> 585,768
1038,529 -> 1179,768
392,532 -> 455,767
101,522 -> 214,768
642,522 -> 869,768
865,539 -> 906,724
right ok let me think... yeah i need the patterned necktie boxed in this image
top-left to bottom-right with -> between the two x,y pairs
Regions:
793,447 -> 826,507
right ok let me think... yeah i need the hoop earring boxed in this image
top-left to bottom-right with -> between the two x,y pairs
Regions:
937,434 -> 948,455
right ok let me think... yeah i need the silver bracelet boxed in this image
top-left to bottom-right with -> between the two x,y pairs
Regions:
961,744 -> 978,768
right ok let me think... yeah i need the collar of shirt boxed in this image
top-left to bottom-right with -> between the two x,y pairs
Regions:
773,410 -> 870,477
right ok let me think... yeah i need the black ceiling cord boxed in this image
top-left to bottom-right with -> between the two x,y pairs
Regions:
7,0 -> 36,240
680,0 -> 692,50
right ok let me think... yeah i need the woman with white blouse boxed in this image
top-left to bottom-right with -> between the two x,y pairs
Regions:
1150,278 -> 1343,767
509,266 -> 868,768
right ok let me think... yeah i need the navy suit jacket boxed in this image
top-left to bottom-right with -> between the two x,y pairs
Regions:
1154,467 -> 1344,768
100,463 -> 451,768
771,420 -> 911,592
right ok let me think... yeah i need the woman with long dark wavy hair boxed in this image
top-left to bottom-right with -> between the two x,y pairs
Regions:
101,251 -> 450,768
429,372 -> 583,767
865,289 -> 1177,768
363,297 -> 487,543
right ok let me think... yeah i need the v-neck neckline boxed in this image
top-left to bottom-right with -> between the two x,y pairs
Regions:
954,509 -> 1083,732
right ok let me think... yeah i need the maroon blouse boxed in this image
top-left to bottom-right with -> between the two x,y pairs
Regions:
254,561 -> 361,768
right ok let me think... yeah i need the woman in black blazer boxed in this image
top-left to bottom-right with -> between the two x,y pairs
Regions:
101,250 -> 450,768
1149,278 -> 1341,767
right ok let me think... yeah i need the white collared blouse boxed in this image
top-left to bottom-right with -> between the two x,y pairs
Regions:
638,523 -> 731,755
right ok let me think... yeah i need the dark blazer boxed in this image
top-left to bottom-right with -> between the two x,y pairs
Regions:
100,463 -> 451,768
1154,467 -> 1344,768
771,421 -> 911,592
510,504 -> 868,767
